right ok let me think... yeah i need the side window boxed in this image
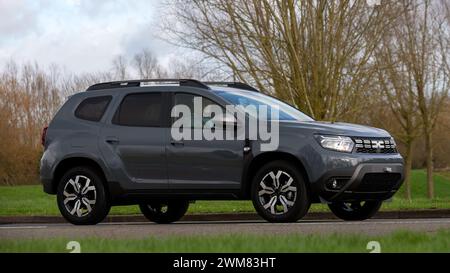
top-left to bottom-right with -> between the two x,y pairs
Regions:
75,96 -> 112,122
113,93 -> 162,127
173,93 -> 222,129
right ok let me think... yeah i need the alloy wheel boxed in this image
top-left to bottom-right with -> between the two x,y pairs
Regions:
258,170 -> 297,215
63,175 -> 97,217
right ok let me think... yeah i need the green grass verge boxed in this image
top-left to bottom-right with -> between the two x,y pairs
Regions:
397,170 -> 450,198
0,170 -> 449,216
1,230 -> 449,252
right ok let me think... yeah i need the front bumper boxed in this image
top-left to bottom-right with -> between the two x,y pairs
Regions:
314,163 -> 404,202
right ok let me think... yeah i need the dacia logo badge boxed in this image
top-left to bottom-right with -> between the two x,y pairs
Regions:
372,140 -> 384,150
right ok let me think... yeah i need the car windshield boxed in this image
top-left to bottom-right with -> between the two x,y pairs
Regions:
215,90 -> 314,121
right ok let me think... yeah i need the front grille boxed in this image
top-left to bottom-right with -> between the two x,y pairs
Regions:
356,173 -> 401,192
353,137 -> 398,154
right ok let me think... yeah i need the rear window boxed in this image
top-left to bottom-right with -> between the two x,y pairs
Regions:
113,93 -> 162,127
75,96 -> 112,122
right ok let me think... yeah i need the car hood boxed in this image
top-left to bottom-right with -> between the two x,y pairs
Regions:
279,120 -> 391,138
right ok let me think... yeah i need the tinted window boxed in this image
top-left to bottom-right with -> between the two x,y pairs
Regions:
113,93 -> 162,127
173,93 -> 221,128
215,91 -> 314,121
75,96 -> 112,122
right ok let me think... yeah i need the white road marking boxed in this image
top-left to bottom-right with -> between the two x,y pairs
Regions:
0,225 -> 48,229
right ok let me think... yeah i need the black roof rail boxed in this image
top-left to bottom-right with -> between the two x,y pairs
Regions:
204,82 -> 259,92
86,79 -> 210,91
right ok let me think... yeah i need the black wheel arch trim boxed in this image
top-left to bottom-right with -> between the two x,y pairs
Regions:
240,151 -> 312,200
50,155 -> 109,194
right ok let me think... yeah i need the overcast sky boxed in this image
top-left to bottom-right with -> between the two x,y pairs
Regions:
0,0 -> 182,74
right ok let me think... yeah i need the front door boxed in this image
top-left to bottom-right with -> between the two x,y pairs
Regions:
166,92 -> 245,190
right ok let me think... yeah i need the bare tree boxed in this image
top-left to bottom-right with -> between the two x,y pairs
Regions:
162,0 -> 401,121
167,56 -> 222,80
133,49 -> 166,78
0,61 -> 62,185
393,0 -> 450,198
112,55 -> 129,80
61,71 -> 113,96
375,11 -> 422,199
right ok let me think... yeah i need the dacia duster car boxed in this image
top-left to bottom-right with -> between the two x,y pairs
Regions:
40,79 -> 404,225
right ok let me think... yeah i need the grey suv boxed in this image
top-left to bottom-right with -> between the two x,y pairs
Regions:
40,79 -> 404,225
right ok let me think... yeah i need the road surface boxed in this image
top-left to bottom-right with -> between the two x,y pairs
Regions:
1,218 -> 450,239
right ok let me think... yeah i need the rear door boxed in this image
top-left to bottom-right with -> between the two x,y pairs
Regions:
99,92 -> 169,189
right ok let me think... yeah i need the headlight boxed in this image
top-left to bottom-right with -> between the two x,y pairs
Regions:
390,137 -> 397,148
315,135 -> 354,153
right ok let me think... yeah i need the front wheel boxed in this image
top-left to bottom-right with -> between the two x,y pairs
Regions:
251,160 -> 310,223
139,201 -> 189,224
328,201 -> 382,221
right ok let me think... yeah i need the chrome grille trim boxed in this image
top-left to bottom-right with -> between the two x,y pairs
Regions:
352,137 -> 398,154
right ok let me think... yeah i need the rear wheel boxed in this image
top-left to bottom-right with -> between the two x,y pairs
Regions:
328,201 -> 382,221
251,160 -> 310,223
139,201 -> 189,224
56,166 -> 110,225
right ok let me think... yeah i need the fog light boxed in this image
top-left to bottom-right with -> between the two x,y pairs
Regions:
326,178 -> 349,190
332,180 -> 338,189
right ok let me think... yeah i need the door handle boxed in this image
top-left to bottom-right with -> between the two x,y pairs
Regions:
105,137 -> 120,144
170,140 -> 184,146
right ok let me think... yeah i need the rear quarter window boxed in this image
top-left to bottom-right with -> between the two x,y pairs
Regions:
75,96 -> 112,122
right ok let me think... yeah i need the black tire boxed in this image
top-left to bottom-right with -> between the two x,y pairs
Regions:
139,201 -> 189,224
56,166 -> 110,225
251,160 -> 310,223
328,201 -> 382,221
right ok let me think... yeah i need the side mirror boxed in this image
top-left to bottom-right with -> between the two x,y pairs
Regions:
212,114 -> 237,130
